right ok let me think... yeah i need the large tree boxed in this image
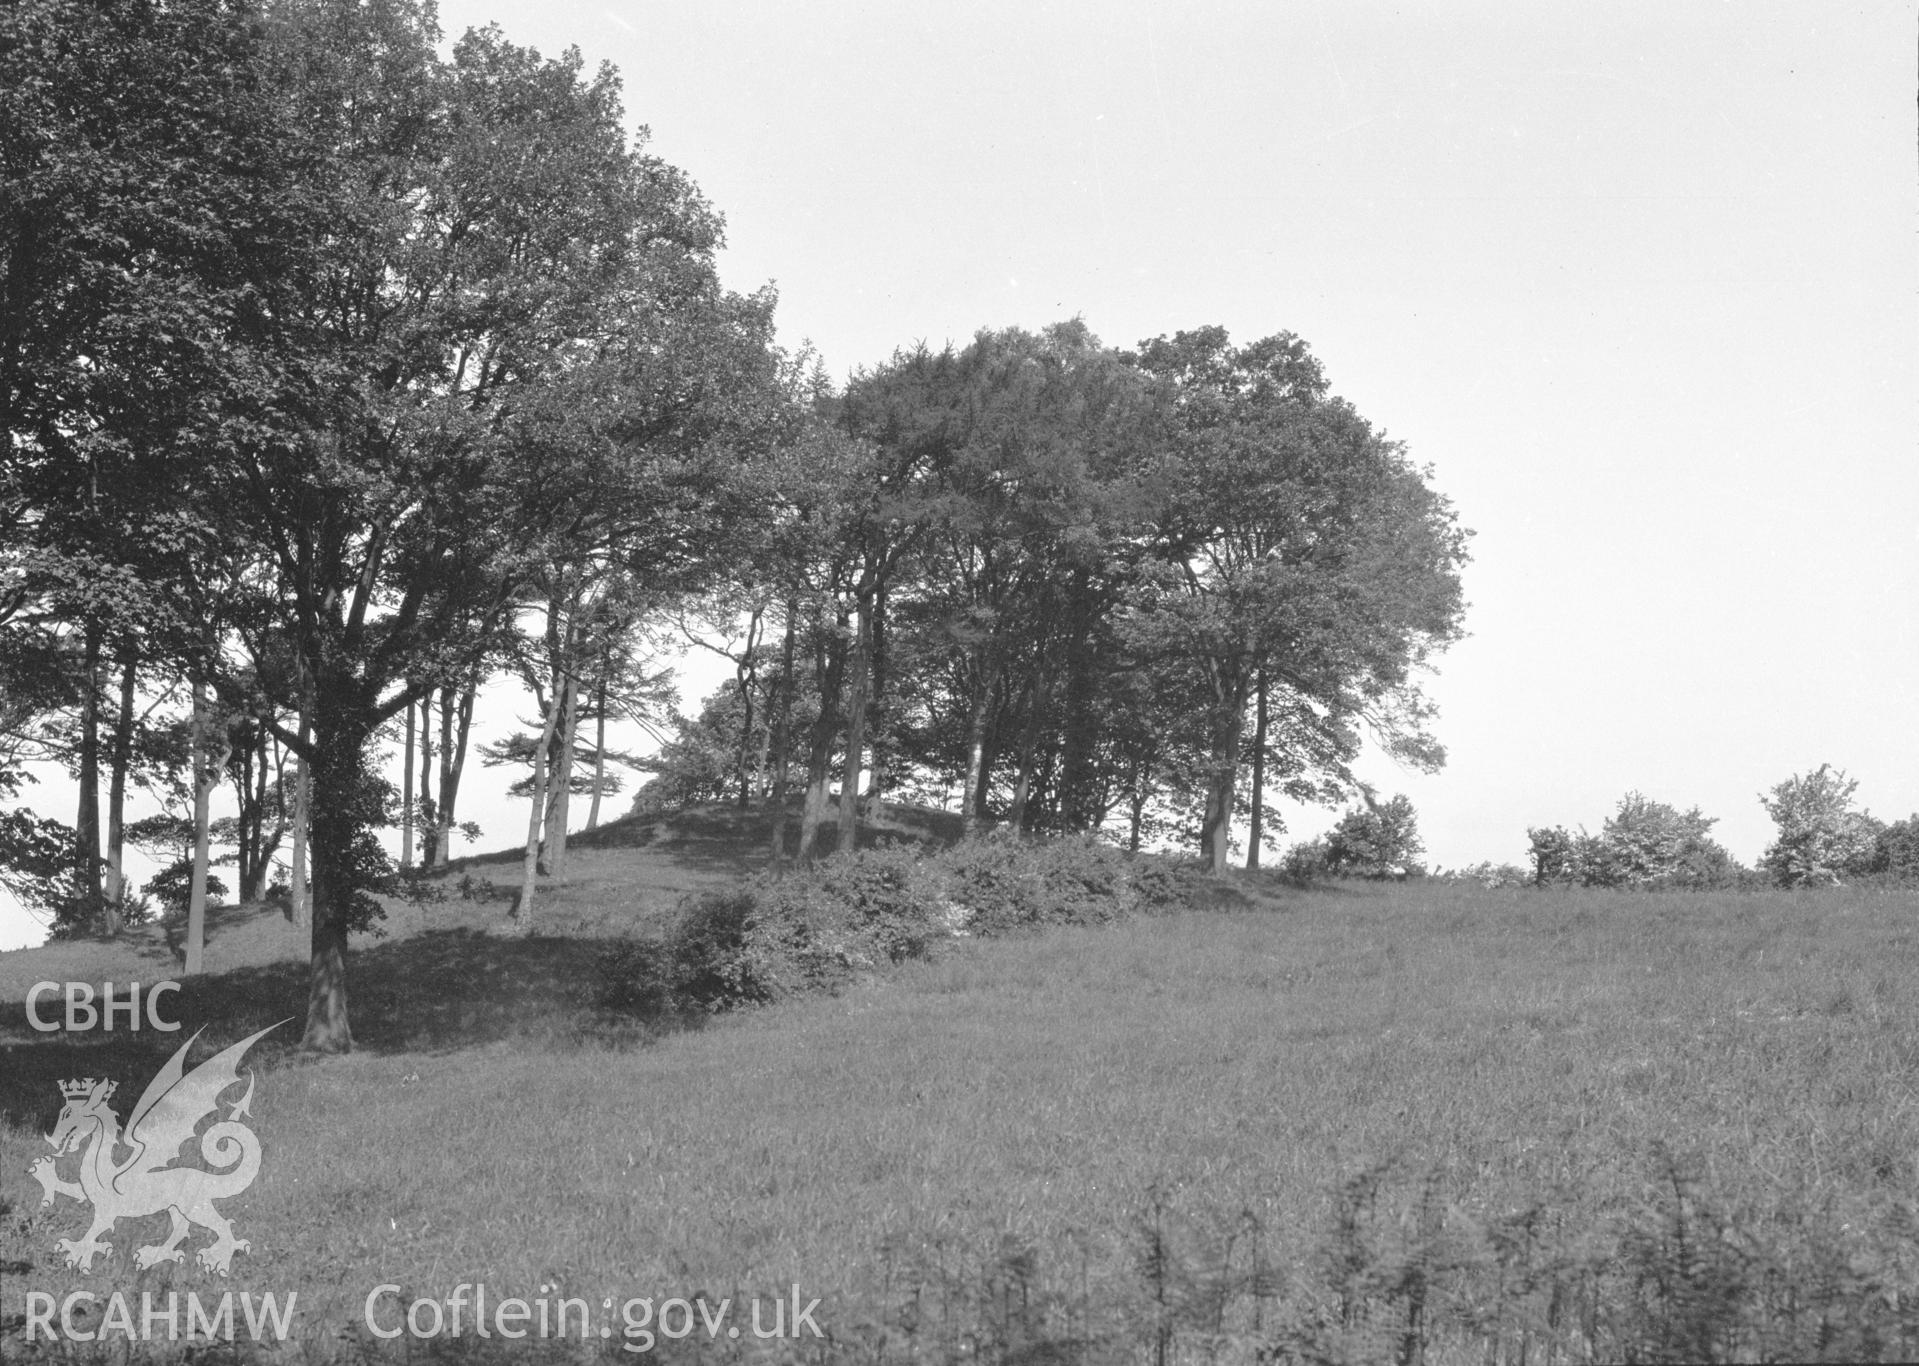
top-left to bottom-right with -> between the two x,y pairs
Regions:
1125,328 -> 1470,873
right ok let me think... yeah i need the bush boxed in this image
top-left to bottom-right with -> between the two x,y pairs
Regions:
592,936 -> 675,1017
594,835 -> 1229,1015
1872,814 -> 1919,882
1759,764 -> 1879,887
1442,861 -> 1530,889
1530,794 -> 1745,890
145,858 -> 230,918
1129,855 -> 1218,912
1281,837 -> 1334,882
1325,794 -> 1424,878
933,834 -> 1135,933
665,888 -> 767,1009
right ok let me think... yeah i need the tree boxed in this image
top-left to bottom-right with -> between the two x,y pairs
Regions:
1759,764 -> 1879,887
2,0 -> 308,931
1326,793 -> 1424,878
145,1 -> 782,1047
1124,328 -> 1470,873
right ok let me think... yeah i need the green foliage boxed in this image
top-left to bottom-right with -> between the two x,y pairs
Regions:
143,857 -> 228,919
1325,794 -> 1424,878
1530,793 -> 1743,890
932,833 -> 1135,933
1760,764 -> 1881,887
1871,814 -> 1919,882
0,806 -> 76,928
1439,860 -> 1530,889
1281,836 -> 1335,882
594,835 -> 1214,1015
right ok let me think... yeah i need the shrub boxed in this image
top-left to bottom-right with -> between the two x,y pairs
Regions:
1590,792 -> 1735,889
1872,814 -> 1919,882
1128,855 -> 1218,912
665,888 -> 767,1009
145,858 -> 230,918
1444,861 -> 1529,889
602,835 -> 1229,1015
1526,825 -> 1582,886
1281,837 -> 1334,882
1759,764 -> 1879,887
1531,794 -> 1744,890
592,936 -> 675,1017
934,834 -> 1135,932
1325,794 -> 1424,878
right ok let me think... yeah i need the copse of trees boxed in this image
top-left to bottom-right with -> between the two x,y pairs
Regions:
4,1 -> 1472,1048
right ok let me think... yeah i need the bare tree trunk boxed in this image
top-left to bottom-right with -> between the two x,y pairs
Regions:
586,672 -> 608,831
290,710 -> 310,931
417,689 -> 436,867
767,596 -> 798,859
242,724 -> 274,902
733,605 -> 762,809
512,676 -> 566,929
103,647 -> 136,934
837,598 -> 873,852
1198,666 -> 1248,876
867,582 -> 889,823
798,617 -> 846,861
961,669 -> 992,834
185,675 -> 226,975
974,674 -> 1004,823
302,706 -> 372,1053
541,671 -> 578,880
1247,670 -> 1269,872
75,622 -> 103,928
433,671 -> 477,869
400,700 -> 415,869
1006,664 -> 1045,832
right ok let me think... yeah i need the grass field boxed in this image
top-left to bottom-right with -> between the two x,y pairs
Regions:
4,808 -> 1919,1362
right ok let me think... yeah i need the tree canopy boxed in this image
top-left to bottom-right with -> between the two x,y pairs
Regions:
2,0 -> 1472,1046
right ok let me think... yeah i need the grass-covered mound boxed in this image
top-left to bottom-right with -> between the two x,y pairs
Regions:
596,834 -> 1238,1015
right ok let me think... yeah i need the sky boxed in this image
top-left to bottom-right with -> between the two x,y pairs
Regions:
2,1 -> 1914,948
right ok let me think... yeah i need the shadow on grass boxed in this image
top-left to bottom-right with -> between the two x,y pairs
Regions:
0,927 -> 702,1130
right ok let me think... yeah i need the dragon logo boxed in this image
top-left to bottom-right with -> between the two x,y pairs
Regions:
26,1021 -> 288,1275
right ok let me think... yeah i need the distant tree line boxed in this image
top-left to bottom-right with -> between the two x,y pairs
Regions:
1427,764 -> 1917,891
1,0 -> 1469,1050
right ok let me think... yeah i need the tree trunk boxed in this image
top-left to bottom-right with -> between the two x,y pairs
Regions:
417,689 -> 436,867
433,671 -> 477,869
837,597 -> 873,852
75,622 -> 104,929
289,709 -> 310,931
867,581 -> 889,823
586,673 -> 608,831
400,699 -> 415,868
733,606 -> 762,809
184,675 -> 223,975
103,647 -> 136,935
1247,671 -> 1269,872
798,616 -> 846,861
241,723 -> 274,902
1006,663 -> 1045,832
541,671 -> 578,880
767,595 -> 798,859
974,674 -> 1004,823
961,667 -> 992,834
1198,668 -> 1249,876
301,706 -> 372,1053
513,675 -> 566,928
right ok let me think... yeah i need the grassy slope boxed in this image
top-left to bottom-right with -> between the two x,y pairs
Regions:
5,812 -> 1919,1362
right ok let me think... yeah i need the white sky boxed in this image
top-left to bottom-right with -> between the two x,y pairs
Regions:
3,1 -> 1914,947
